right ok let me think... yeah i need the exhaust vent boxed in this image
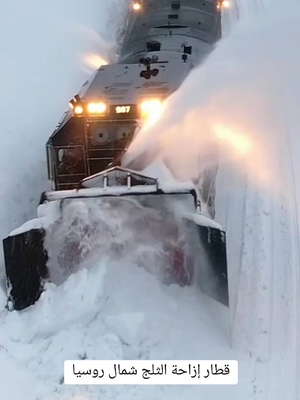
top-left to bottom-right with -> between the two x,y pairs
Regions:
171,1 -> 180,9
146,41 -> 161,52
154,24 -> 187,29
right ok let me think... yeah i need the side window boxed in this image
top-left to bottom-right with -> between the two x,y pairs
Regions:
46,145 -> 54,180
55,146 -> 86,175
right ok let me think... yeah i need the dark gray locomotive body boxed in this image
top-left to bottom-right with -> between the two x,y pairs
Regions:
47,0 -> 222,191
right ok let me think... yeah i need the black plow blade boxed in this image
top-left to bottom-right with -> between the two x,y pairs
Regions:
3,229 -> 48,310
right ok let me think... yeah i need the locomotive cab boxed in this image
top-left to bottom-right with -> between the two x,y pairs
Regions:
47,107 -> 138,191
46,59 -> 191,191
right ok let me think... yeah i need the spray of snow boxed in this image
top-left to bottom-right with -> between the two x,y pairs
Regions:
125,0 -> 290,195
125,0 -> 300,397
44,194 -> 195,287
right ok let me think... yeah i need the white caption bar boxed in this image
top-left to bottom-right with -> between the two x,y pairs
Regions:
64,360 -> 238,385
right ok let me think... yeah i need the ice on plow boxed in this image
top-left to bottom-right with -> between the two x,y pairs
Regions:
3,167 -> 228,310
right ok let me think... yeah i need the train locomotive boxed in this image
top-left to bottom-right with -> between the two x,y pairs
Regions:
3,0 -> 230,311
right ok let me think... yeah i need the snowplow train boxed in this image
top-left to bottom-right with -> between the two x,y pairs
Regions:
3,0 -> 229,310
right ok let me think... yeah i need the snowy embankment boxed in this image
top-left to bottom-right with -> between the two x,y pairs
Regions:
0,0 -> 122,288
126,0 -> 300,398
216,2 -> 300,397
0,261 -> 253,400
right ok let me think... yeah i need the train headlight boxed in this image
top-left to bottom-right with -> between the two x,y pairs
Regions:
139,99 -> 163,120
217,0 -> 230,9
132,1 -> 142,11
87,102 -> 107,115
139,98 -> 164,127
70,94 -> 84,115
74,105 -> 84,115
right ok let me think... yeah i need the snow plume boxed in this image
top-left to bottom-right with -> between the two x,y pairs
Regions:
104,0 -> 131,54
0,0 -> 123,285
44,195 -> 194,288
125,0 -> 300,195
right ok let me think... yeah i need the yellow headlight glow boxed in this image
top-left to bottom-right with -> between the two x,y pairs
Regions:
74,105 -> 84,115
217,0 -> 230,9
140,99 -> 162,117
139,98 -> 163,127
222,0 -> 230,8
87,102 -> 107,114
132,2 -> 142,11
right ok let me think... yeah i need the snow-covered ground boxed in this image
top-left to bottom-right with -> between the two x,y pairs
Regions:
0,0 -> 299,399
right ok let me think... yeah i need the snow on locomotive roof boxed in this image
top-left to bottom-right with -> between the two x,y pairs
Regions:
121,0 -> 220,60
81,61 -> 190,103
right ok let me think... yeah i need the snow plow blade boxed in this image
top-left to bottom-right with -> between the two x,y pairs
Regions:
3,167 -> 228,311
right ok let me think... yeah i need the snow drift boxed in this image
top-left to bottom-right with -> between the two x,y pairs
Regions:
0,0 -> 126,286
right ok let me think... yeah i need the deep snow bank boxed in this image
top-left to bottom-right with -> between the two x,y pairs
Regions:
125,0 -> 300,397
0,0 -> 126,284
0,260 -> 253,400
